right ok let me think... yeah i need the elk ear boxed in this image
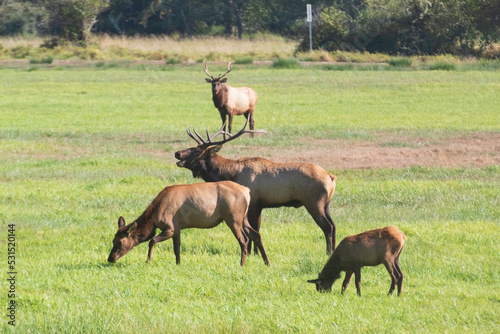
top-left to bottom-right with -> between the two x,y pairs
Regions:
205,78 -> 212,83
307,278 -> 321,284
118,216 -> 126,228
125,222 -> 137,235
208,145 -> 223,154
220,78 -> 227,83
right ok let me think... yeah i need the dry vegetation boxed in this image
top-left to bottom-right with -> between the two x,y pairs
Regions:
0,34 -> 298,61
0,35 -> 498,69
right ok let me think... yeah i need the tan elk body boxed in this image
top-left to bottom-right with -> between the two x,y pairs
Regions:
308,226 -> 406,296
107,181 -> 269,266
204,62 -> 258,136
175,120 -> 337,253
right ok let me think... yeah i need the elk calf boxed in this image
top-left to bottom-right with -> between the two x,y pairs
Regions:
308,226 -> 406,296
107,181 -> 269,266
204,62 -> 258,137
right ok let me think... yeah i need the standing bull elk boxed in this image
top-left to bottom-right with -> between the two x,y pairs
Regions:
175,120 -> 337,254
204,62 -> 258,137
107,181 -> 270,266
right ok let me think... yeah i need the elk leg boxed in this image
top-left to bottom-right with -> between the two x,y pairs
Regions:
225,219 -> 248,266
220,113 -> 227,140
395,255 -> 404,296
246,205 -> 262,255
304,202 -> 335,254
228,113 -> 234,135
383,260 -> 397,295
245,112 -> 255,138
147,229 -> 174,263
324,201 -> 336,250
172,234 -> 181,265
354,268 -> 362,296
243,218 -> 270,265
341,270 -> 354,294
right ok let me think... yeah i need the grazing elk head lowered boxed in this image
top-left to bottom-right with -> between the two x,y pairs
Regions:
175,120 -> 338,254
108,216 -> 138,263
107,181 -> 270,266
204,62 -> 258,137
308,226 -> 406,296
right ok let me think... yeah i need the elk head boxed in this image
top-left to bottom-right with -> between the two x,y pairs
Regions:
204,62 -> 231,95
174,118 -> 266,179
108,216 -> 138,263
307,274 -> 340,293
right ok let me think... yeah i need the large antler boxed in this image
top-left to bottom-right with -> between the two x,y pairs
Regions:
186,118 -> 266,147
204,62 -> 232,81
218,62 -> 232,80
203,62 -> 215,80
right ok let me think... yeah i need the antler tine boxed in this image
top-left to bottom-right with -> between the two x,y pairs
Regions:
207,120 -> 228,142
192,127 -> 207,144
186,126 -> 204,145
218,61 -> 232,80
205,117 -> 267,146
203,62 -> 215,80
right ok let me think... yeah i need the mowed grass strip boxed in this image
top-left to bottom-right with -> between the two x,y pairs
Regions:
0,66 -> 499,332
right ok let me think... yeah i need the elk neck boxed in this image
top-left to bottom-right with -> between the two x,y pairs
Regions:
130,204 -> 159,244
212,84 -> 228,109
197,153 -> 240,183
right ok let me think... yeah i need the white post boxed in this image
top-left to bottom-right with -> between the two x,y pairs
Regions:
306,4 -> 312,52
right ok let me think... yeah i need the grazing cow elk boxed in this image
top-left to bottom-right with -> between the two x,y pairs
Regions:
107,181 -> 270,266
174,119 -> 337,254
308,226 -> 406,296
204,62 -> 258,137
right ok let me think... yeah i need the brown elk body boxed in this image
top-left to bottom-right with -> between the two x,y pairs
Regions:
107,181 -> 270,266
204,62 -> 258,137
308,226 -> 406,296
174,121 -> 337,254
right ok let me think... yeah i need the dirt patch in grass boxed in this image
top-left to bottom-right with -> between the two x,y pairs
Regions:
227,132 -> 500,170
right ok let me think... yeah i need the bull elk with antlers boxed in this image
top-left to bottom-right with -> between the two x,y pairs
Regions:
204,62 -> 258,138
175,120 -> 338,254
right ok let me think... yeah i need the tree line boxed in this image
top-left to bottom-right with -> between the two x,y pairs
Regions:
1,0 -> 499,56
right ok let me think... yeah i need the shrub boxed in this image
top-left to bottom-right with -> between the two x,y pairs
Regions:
321,64 -> 354,71
29,56 -> 53,64
272,58 -> 301,69
166,57 -> 181,65
428,62 -> 456,71
388,57 -> 412,67
234,57 -> 254,64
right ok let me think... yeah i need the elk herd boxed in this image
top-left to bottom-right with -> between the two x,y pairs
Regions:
108,62 -> 406,296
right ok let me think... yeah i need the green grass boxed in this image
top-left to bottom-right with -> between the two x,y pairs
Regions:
0,66 -> 499,332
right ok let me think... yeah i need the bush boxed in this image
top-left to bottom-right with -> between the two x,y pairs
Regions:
29,56 -> 53,64
321,64 -> 354,71
428,62 -> 456,71
165,57 -> 181,65
388,57 -> 413,67
297,1 -> 500,56
234,57 -> 254,64
272,58 -> 301,69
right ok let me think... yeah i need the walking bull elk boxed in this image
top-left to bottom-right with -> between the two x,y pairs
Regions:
204,62 -> 258,138
174,120 -> 338,253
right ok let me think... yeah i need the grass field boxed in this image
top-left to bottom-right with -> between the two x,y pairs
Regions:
1,64 -> 499,333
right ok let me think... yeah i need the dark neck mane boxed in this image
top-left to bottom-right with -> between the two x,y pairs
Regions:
213,84 -> 228,109
197,154 -> 238,182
